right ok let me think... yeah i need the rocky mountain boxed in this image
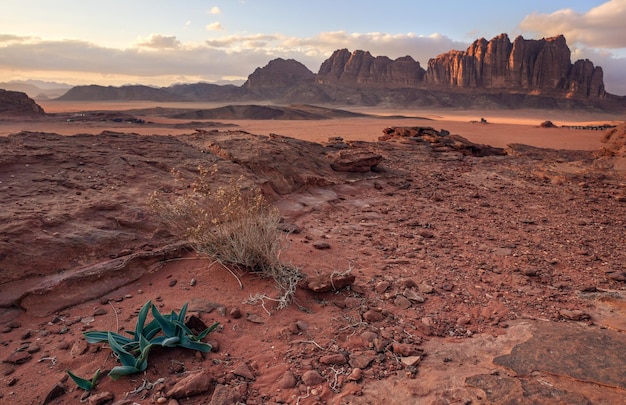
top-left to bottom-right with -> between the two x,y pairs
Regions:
316,49 -> 425,87
0,89 -> 45,115
53,33 -> 624,110
425,34 -> 606,99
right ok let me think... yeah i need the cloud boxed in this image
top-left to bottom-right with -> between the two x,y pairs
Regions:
206,22 -> 224,31
209,6 -> 221,15
519,0 -> 626,48
136,34 -> 181,50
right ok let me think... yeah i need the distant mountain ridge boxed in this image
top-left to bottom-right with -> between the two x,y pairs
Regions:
54,33 -> 625,110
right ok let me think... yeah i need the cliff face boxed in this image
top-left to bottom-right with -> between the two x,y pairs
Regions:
0,89 -> 45,115
425,34 -> 606,99
317,49 -> 425,87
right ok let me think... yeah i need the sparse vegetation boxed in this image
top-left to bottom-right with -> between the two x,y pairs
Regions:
67,301 -> 218,387
149,165 -> 302,309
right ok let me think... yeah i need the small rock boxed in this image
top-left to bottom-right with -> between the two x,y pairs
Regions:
43,383 -> 66,404
166,370 -> 213,398
301,370 -> 324,386
295,320 -> 309,331
347,368 -> 362,382
232,363 -> 255,380
71,339 -> 89,357
419,283 -> 434,294
522,268 -> 539,277
559,309 -> 591,321
363,309 -> 384,323
391,342 -> 420,357
168,279 -> 178,287
608,271 -> 626,282
3,351 -> 32,364
403,289 -> 425,303
92,307 -> 107,316
303,272 -> 356,292
393,295 -> 412,310
375,281 -> 391,294
319,353 -> 347,365
246,314 -> 265,324
399,278 -> 417,289
349,353 -> 376,369
400,356 -> 421,367
185,314 -> 208,333
313,241 -> 331,250
189,278 -> 197,287
87,391 -> 114,405
210,384 -> 243,405
278,371 -> 297,389
229,307 -> 242,319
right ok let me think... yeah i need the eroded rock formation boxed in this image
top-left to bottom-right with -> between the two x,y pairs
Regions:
0,89 -> 45,115
317,49 -> 425,87
425,34 -> 606,99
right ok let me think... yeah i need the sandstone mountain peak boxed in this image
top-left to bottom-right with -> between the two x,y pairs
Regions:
0,89 -> 45,116
243,58 -> 315,90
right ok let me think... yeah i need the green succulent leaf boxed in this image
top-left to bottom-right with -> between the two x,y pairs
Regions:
108,365 -> 141,381
179,339 -> 212,353
161,336 -> 181,347
197,322 -> 220,340
83,330 -> 133,346
67,369 -> 100,391
107,332 -> 138,367
134,300 -> 152,339
152,304 -> 177,337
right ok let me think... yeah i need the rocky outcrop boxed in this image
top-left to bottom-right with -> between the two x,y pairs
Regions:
317,49 -> 425,87
243,58 -> 315,91
425,34 -> 607,99
0,89 -> 45,115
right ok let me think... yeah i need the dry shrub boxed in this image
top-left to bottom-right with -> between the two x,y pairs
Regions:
150,166 -> 301,309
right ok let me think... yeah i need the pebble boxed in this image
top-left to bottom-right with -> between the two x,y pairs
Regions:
278,371 -> 297,389
319,353 -> 347,365
93,307 -> 107,316
301,370 -> 324,386
169,279 -> 178,287
312,241 -> 331,250
363,309 -> 384,322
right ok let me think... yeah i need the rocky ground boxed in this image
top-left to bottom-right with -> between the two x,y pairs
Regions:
0,118 -> 625,404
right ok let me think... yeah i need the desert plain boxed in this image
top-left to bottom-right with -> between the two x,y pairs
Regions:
1,101 -> 625,404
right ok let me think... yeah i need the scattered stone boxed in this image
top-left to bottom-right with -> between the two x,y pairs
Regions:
229,307 -> 242,319
42,383 -> 66,404
608,271 -> 626,282
87,391 -> 114,405
166,370 -> 213,399
303,272 -> 356,292
419,283 -> 434,294
3,351 -> 32,364
189,299 -> 226,315
330,150 -> 383,173
278,371 -> 297,389
312,241 -> 331,250
301,370 -> 324,386
559,309 -> 591,321
210,384 -> 243,405
400,356 -> 422,367
363,309 -> 384,323
246,314 -> 265,324
185,314 -> 208,333
403,289 -> 425,303
399,278 -> 417,289
320,353 -> 347,365
522,268 -> 539,277
347,368 -> 362,382
189,278 -> 197,287
393,295 -> 412,309
168,279 -> 178,287
232,363 -> 255,380
391,342 -> 420,357
92,307 -> 107,316
292,321 -> 307,332
71,339 -> 89,357
375,281 -> 391,294
349,353 -> 376,369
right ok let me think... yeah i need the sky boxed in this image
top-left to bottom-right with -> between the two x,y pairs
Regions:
1,0 -> 625,95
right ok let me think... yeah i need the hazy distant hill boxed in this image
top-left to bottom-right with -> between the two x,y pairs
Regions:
54,33 -> 626,111
0,81 -> 72,100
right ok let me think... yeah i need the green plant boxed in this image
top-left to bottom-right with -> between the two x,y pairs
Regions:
149,166 -> 302,309
67,369 -> 101,391
71,301 -> 218,383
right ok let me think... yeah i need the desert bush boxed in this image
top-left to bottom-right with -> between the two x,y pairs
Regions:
149,166 -> 301,309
